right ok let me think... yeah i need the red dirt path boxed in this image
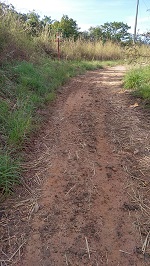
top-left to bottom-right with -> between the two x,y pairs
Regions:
1,66 -> 150,266
21,66 -> 142,266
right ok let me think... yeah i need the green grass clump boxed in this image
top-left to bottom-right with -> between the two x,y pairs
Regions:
124,65 -> 150,101
0,151 -> 20,194
124,69 -> 142,89
8,101 -> 32,145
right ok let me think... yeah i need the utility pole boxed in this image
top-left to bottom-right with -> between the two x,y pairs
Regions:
133,0 -> 139,43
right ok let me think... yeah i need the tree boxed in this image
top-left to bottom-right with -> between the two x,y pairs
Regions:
26,11 -> 42,36
51,20 -> 60,31
101,22 -> 131,42
88,22 -> 131,43
41,16 -> 53,27
59,15 -> 80,39
79,30 -> 90,40
0,2 -> 15,15
89,26 -> 103,41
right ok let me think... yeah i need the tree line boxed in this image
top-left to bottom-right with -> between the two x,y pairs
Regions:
0,2 -> 150,44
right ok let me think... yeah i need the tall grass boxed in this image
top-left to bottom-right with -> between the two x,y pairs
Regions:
64,39 -> 123,60
0,8 -> 45,63
41,37 -> 124,61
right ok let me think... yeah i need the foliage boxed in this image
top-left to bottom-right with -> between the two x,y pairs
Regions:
25,12 -> 54,36
89,22 -> 131,43
51,15 -> 79,39
102,22 -> 131,42
0,2 -> 15,16
89,26 -> 103,41
25,11 -> 42,36
60,15 -> 80,39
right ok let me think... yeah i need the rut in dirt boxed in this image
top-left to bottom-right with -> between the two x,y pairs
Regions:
20,66 -> 143,266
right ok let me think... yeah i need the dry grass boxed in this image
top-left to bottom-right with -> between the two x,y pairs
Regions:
140,156 -> 150,171
124,44 -> 150,65
50,39 -> 123,60
37,30 -> 150,62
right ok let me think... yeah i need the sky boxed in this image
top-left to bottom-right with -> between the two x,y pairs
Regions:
2,0 -> 150,33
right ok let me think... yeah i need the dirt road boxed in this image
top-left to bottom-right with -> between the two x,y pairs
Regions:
1,66 -> 150,265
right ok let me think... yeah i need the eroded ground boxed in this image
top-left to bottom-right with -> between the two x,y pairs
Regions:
1,66 -> 150,266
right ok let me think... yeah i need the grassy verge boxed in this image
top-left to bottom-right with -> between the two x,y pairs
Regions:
1,59 -> 118,194
124,65 -> 150,102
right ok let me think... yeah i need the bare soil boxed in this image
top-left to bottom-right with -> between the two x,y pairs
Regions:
0,66 -> 150,266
